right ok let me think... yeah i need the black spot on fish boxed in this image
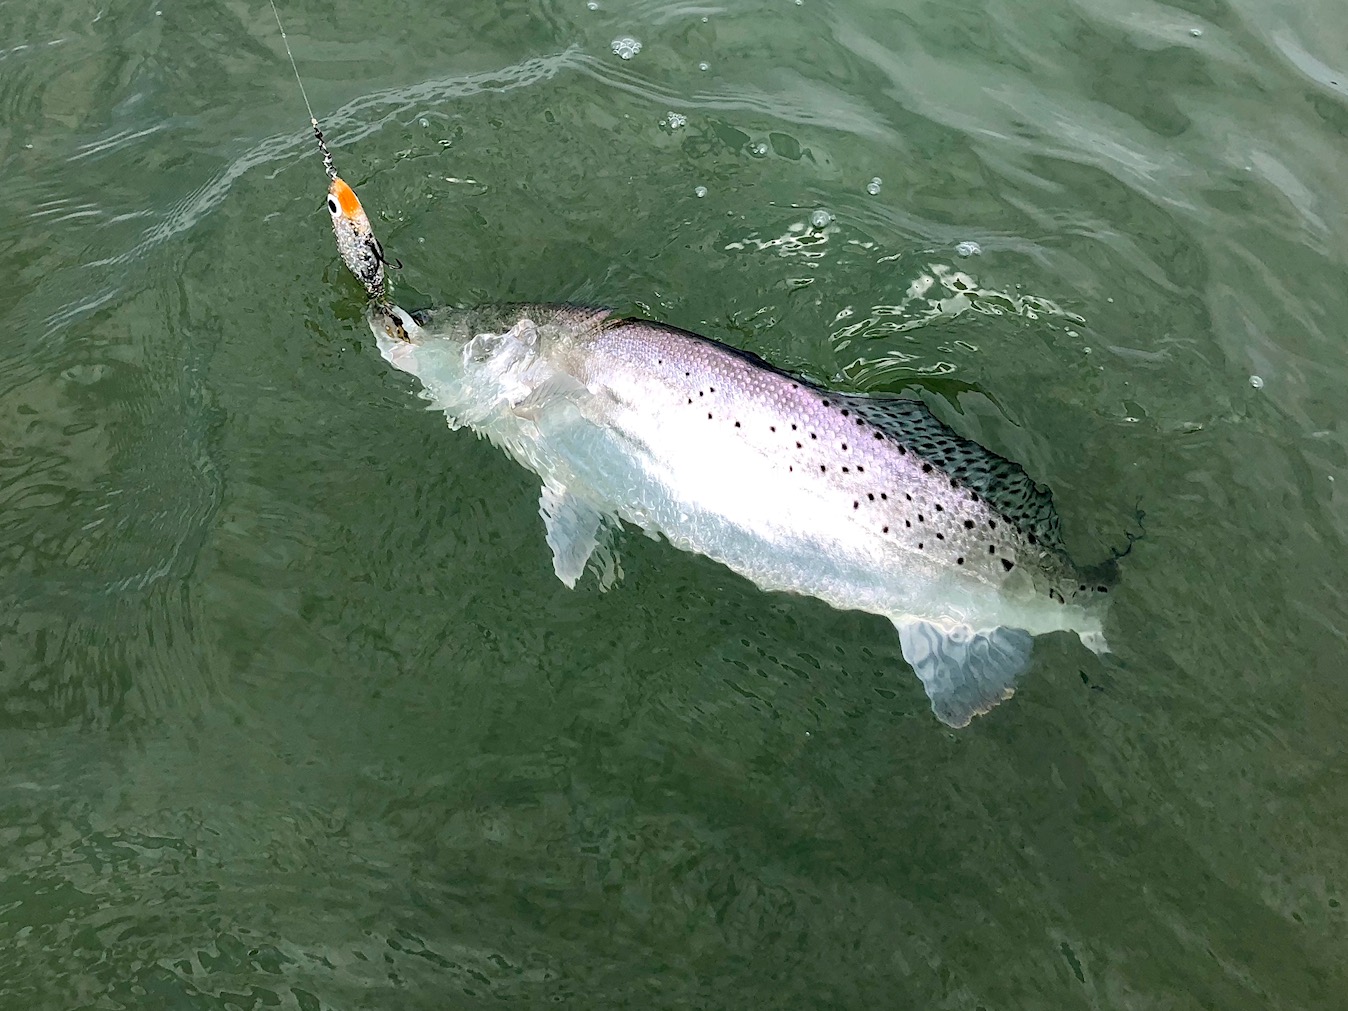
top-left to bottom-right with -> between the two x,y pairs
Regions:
770,426 -> 776,432
1002,559 -> 1014,571
734,421 -> 741,428
810,433 -> 817,440
820,465 -> 827,472
842,466 -> 849,473
957,557 -> 964,565
687,398 -> 692,404
857,466 -> 864,473
971,492 -> 980,502
905,520 -> 911,528
874,432 -> 883,440
1028,533 -> 1038,545
796,441 -> 802,448
710,387 -> 715,393
936,533 -> 944,540
867,493 -> 874,500
897,446 -> 906,455
1079,584 -> 1087,592
880,492 -> 886,500
988,545 -> 996,554
791,423 -> 798,430
883,525 -> 889,533
853,501 -> 859,509
935,503 -> 943,512
918,513 -> 924,522
964,520 -> 974,529
841,443 -> 848,451
989,520 -> 997,530
841,409 -> 850,417
822,400 -> 830,407
1097,586 -> 1108,593
922,463 -> 933,473
918,542 -> 924,549
856,418 -> 864,426
905,493 -> 912,501
699,391 -> 704,397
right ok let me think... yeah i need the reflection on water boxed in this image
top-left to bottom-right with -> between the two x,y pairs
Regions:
3,0 -> 1348,1006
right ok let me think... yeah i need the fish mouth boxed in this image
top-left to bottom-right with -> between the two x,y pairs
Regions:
368,303 -> 421,344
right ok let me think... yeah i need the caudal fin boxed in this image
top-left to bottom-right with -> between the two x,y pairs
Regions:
894,619 -> 1034,728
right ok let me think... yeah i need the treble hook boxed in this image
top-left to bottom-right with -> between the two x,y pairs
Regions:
373,238 -> 402,271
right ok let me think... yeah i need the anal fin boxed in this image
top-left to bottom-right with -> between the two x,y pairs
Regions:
539,480 -> 622,590
894,619 -> 1034,728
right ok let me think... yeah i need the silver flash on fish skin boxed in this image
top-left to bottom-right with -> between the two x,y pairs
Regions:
327,176 -> 386,299
367,302 -> 1116,728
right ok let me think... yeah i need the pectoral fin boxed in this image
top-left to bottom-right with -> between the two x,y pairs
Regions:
539,481 -> 621,591
894,619 -> 1034,728
510,373 -> 588,421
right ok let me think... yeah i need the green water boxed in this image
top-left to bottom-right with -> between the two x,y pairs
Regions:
4,0 -> 1348,1006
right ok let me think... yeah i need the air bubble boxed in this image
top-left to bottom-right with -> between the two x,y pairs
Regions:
1190,27 -> 1203,37
955,240 -> 981,257
698,61 -> 710,71
694,185 -> 708,198
866,176 -> 882,196
1250,375 -> 1264,389
662,111 -> 687,130
750,141 -> 769,157
586,1 -> 599,8
611,36 -> 642,59
810,209 -> 833,228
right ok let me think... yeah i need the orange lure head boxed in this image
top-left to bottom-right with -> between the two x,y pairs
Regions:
326,176 -> 389,301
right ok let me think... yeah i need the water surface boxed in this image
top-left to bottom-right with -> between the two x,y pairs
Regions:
3,0 -> 1348,1006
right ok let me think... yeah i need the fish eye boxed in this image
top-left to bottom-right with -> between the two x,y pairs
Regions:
326,196 -> 339,214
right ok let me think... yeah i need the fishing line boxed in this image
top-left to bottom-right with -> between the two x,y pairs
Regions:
268,0 -> 337,180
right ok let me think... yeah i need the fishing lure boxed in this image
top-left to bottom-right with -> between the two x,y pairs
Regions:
269,0 -> 395,301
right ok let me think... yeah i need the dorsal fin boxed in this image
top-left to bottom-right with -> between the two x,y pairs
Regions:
835,392 -> 1068,554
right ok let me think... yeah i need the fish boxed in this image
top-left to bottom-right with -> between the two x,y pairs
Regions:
357,299 -> 1116,728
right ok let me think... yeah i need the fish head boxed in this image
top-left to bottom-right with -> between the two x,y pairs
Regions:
327,176 -> 386,300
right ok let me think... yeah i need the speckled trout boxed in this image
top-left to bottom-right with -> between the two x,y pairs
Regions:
320,170 -> 1113,727
358,297 -> 1116,727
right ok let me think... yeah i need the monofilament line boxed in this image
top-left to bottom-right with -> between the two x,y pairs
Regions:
269,0 -> 337,180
